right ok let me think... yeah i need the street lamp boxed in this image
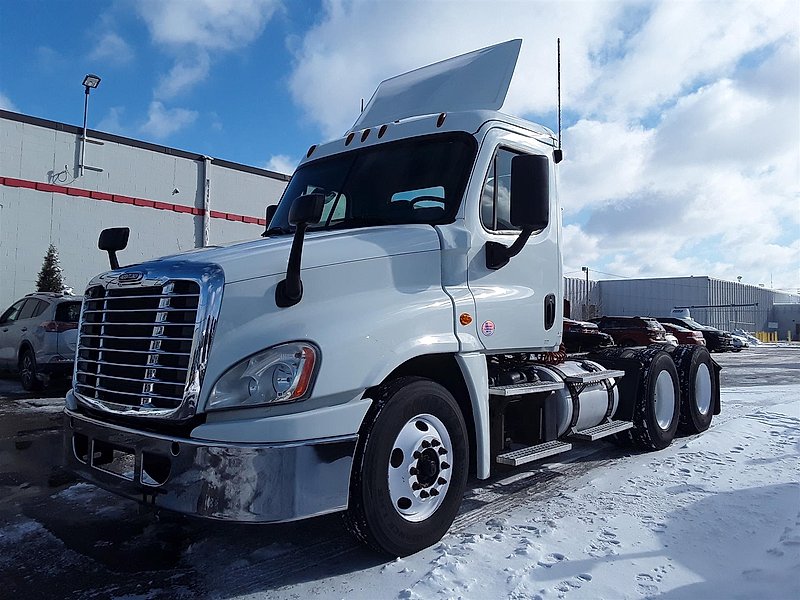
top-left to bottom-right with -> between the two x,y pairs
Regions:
80,73 -> 101,176
581,266 -> 589,319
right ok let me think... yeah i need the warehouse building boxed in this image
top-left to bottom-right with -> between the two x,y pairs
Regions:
0,109 -> 289,309
565,276 -> 800,338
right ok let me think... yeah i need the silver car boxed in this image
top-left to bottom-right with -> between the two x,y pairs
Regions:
0,292 -> 81,390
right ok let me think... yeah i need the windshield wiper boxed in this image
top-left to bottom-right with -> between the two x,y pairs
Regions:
262,226 -> 290,237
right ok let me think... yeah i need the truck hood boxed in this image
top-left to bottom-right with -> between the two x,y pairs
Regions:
127,224 -> 442,284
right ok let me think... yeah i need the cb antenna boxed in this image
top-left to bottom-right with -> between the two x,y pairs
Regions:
554,37 -> 563,164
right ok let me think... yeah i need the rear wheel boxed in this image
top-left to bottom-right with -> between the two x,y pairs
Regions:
343,377 -> 469,557
673,345 -> 715,434
19,348 -> 42,391
629,351 -> 680,451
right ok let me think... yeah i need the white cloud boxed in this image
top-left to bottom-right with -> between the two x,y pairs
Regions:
139,101 -> 198,140
89,32 -> 134,65
137,0 -> 279,97
264,154 -> 297,175
0,91 -> 16,111
285,0 -> 800,291
97,106 -> 126,134
137,0 -> 280,50
155,53 -> 210,100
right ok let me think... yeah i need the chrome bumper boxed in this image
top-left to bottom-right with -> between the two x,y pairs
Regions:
63,409 -> 357,522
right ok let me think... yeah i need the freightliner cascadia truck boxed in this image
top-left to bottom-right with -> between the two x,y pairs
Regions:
64,40 -> 720,556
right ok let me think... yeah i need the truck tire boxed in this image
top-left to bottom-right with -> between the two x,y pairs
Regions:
629,350 -> 680,451
673,345 -> 715,434
19,348 -> 42,391
343,376 -> 469,557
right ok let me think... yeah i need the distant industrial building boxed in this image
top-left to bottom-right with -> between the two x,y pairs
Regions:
0,109 -> 289,308
565,276 -> 800,338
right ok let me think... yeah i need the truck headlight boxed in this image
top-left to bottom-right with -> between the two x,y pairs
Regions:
208,342 -> 319,410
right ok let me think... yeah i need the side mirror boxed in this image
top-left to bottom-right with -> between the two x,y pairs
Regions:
510,154 -> 549,230
486,154 -> 550,270
261,204 -> 278,237
288,193 -> 325,226
275,194 -> 325,308
98,227 -> 130,270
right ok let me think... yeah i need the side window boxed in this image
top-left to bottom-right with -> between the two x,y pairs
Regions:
0,300 -> 25,324
480,148 -> 520,232
18,299 -> 39,320
32,300 -> 50,318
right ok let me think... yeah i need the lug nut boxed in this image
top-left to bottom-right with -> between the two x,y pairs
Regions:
438,447 -> 447,455
421,440 -> 430,448
441,461 -> 450,470
420,490 -> 429,499
431,439 -> 440,447
412,482 -> 421,490
430,489 -> 439,496
413,451 -> 421,459
409,467 -> 417,475
438,477 -> 447,485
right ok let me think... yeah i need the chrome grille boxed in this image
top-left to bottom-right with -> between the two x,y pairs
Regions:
76,281 -> 200,411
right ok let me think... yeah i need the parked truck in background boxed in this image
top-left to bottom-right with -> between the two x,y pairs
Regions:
64,40 -> 721,556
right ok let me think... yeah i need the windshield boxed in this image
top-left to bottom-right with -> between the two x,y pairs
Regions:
268,133 -> 477,234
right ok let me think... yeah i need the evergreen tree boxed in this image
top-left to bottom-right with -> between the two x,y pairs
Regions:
36,244 -> 67,292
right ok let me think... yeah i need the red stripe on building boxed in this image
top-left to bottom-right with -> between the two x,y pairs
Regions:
0,176 -> 265,225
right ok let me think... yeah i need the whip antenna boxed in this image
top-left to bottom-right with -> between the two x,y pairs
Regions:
554,38 -> 563,163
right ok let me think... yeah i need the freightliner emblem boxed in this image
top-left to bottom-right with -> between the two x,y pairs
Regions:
119,272 -> 144,284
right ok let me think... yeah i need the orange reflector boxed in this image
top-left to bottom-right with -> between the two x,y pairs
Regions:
459,313 -> 473,326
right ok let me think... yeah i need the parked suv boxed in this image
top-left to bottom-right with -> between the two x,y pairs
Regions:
0,292 -> 81,389
657,317 -> 734,352
661,322 -> 706,346
591,316 -> 669,346
562,318 -> 615,352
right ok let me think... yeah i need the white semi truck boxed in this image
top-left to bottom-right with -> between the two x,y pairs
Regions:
64,40 -> 720,556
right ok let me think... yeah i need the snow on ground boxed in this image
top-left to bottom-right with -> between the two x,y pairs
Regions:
256,385 -> 800,600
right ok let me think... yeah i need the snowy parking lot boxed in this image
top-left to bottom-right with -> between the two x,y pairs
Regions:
1,345 -> 798,599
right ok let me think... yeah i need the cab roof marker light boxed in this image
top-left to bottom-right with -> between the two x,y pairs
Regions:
345,132 -> 355,146
378,124 -> 388,138
436,113 -> 447,127
361,128 -> 371,142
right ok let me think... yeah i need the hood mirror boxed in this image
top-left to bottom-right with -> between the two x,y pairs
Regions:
276,194 -> 325,308
98,227 -> 130,270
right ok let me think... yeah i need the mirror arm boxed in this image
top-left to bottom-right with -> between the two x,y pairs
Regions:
107,250 -> 120,270
276,222 -> 308,307
485,226 -> 534,270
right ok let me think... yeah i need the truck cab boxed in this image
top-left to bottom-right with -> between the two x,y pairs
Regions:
64,40 -> 720,556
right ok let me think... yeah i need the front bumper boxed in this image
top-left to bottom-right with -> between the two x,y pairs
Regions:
63,409 -> 357,522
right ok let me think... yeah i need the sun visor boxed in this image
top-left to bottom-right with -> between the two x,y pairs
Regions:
352,39 -> 522,132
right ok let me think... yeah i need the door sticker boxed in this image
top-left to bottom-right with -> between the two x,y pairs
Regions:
481,320 -> 495,336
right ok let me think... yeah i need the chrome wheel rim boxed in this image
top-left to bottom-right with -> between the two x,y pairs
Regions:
654,370 -> 676,429
21,355 -> 33,385
387,414 -> 452,522
695,363 -> 712,416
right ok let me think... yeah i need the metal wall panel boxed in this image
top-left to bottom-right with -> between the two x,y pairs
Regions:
0,114 -> 288,308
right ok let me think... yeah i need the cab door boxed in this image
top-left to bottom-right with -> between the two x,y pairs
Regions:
465,135 -> 562,352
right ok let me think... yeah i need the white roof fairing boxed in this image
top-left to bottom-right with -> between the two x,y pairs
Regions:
351,39 -> 523,132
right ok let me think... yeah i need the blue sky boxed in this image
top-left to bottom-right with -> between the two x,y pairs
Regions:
0,0 -> 798,292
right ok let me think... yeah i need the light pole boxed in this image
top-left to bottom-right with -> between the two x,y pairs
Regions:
581,266 -> 589,319
80,73 -> 101,176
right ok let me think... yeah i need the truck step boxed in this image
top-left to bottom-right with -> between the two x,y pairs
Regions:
496,440 -> 572,466
570,420 -> 633,441
489,381 -> 565,397
563,369 -> 625,385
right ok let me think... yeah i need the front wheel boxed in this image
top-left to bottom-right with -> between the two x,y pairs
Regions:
343,377 -> 469,556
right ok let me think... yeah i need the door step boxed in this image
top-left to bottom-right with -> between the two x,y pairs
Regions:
563,369 -> 625,385
489,381 -> 565,397
496,440 -> 572,466
570,420 -> 633,441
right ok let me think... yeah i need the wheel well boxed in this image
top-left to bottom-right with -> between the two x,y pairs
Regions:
368,354 -> 477,475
